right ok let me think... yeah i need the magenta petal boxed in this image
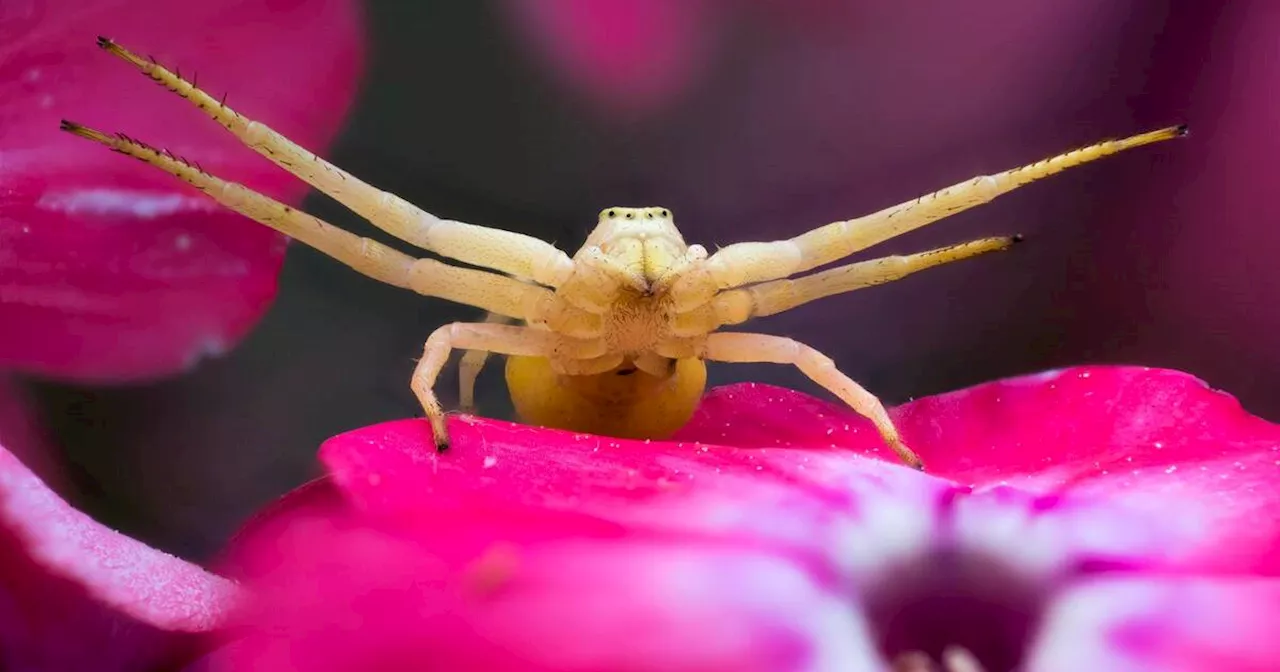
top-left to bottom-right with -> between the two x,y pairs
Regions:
1028,577 -> 1280,672
229,372 -> 1280,669
500,0 -> 716,117
213,508 -> 883,671
318,414 -> 964,572
678,366 -> 1280,573
0,443 -> 236,671
0,0 -> 363,381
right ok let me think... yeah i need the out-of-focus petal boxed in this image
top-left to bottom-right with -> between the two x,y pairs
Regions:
0,442 -> 237,671
677,366 -> 1280,573
212,414 -> 929,670
318,414 -> 944,565
210,374 -> 1272,670
1027,577 -> 1280,672
499,0 -> 716,117
0,0 -> 363,381
211,512 -> 883,672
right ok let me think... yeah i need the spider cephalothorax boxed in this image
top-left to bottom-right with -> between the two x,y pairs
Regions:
62,37 -> 1185,469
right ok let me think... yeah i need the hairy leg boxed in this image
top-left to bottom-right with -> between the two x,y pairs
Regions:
413,323 -> 606,449
700,126 -> 1185,289
713,236 -> 1018,326
60,122 -> 555,321
95,37 -> 574,287
700,332 -> 923,469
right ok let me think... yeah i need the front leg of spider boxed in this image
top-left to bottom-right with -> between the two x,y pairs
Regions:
700,332 -> 925,469
412,322 -> 608,451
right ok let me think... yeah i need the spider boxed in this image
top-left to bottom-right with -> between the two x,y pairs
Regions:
61,37 -> 1185,470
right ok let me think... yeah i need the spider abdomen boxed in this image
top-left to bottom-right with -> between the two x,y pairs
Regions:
505,355 -> 706,440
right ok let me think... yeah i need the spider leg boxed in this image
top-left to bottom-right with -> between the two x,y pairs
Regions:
699,332 -> 923,469
61,122 -> 554,320
415,323 -> 607,449
713,236 -> 1018,326
95,37 -> 574,287
458,312 -> 514,412
700,126 -> 1186,289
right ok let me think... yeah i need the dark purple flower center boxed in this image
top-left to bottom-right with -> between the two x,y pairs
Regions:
864,550 -> 1045,672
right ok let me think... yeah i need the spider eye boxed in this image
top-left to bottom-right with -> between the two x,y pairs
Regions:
625,212 -> 634,219
660,209 -> 670,218
606,209 -> 616,218
645,211 -> 653,219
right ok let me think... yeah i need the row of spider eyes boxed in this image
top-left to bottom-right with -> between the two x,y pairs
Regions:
601,208 -> 672,220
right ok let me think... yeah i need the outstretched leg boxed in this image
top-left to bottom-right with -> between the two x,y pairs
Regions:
700,332 -> 923,469
712,236 -> 1018,327
60,122 -> 555,321
701,126 -> 1186,289
94,37 -> 574,287
414,323 -> 607,449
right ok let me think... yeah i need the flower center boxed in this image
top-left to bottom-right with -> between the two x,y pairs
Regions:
863,550 -> 1045,672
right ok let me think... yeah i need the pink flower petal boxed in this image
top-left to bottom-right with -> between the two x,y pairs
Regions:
221,400 -> 1278,670
198,367 -> 1270,669
0,442 -> 237,671
318,414 -> 943,564
500,0 -> 716,117
0,0 -> 363,381
677,366 -> 1280,573
1028,577 -> 1280,672
211,512 -> 882,671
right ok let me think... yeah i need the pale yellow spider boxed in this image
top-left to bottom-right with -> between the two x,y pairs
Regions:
62,37 -> 1184,469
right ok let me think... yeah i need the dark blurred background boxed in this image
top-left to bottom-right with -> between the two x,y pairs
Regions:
28,1 -> 1280,559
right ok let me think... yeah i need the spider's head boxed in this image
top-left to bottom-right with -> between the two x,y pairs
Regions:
583,206 -> 694,294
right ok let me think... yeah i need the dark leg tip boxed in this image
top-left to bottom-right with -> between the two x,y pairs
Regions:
1174,123 -> 1190,137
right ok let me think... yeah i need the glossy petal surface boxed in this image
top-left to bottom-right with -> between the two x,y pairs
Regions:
677,366 -> 1280,573
213,366 -> 1280,670
0,0 -> 363,381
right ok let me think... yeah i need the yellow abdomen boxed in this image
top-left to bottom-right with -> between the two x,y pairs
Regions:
505,356 -> 707,439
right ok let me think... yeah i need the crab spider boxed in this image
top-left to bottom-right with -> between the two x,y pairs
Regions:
62,37 -> 1185,470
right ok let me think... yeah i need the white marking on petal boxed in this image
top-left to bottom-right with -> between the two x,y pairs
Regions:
806,596 -> 885,672
38,188 -> 219,219
1026,579 -> 1160,672
1027,577 -> 1280,672
831,469 -> 944,580
834,494 -> 936,579
183,335 -> 229,370
1007,368 -> 1069,385
953,489 -> 1178,578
